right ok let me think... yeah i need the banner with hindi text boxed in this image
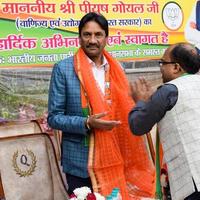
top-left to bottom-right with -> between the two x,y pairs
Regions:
0,0 -> 197,68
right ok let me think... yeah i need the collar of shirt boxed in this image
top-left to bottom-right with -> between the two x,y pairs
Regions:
87,56 -> 108,95
87,56 -> 108,69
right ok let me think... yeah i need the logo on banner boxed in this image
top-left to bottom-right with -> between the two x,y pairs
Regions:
162,2 -> 183,31
12,149 -> 37,177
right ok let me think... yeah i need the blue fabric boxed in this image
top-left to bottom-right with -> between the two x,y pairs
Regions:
196,1 -> 200,31
184,192 -> 200,200
47,56 -> 90,178
128,84 -> 178,135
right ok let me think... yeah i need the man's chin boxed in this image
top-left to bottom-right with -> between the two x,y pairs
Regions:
87,48 -> 98,53
86,51 -> 99,57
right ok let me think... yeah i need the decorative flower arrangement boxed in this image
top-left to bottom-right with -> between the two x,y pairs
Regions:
69,187 -> 105,200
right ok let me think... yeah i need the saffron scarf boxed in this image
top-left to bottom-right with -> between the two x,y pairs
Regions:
74,48 -> 155,199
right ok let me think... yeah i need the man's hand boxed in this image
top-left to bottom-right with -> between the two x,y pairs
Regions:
87,112 -> 121,131
129,77 -> 153,103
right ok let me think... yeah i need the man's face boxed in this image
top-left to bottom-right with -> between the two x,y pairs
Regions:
79,21 -> 107,59
159,46 -> 176,83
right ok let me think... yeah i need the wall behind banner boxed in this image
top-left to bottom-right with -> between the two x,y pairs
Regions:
0,0 -> 197,119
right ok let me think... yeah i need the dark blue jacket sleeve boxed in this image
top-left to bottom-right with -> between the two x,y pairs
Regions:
128,84 -> 178,135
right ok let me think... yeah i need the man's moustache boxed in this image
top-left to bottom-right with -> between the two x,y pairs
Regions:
86,45 -> 99,48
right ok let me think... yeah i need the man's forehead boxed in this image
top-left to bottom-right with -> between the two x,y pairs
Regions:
162,47 -> 172,58
163,45 -> 175,57
167,45 -> 176,52
82,23 -> 104,31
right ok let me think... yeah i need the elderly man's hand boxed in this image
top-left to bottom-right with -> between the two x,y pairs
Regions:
129,77 -> 153,103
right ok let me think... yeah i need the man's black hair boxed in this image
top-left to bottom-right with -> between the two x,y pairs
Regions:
170,43 -> 200,74
78,12 -> 109,37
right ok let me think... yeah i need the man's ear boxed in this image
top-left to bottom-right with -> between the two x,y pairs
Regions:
174,63 -> 184,73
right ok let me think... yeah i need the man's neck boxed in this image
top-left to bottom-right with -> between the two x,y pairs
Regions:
89,55 -> 103,67
181,72 -> 189,76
